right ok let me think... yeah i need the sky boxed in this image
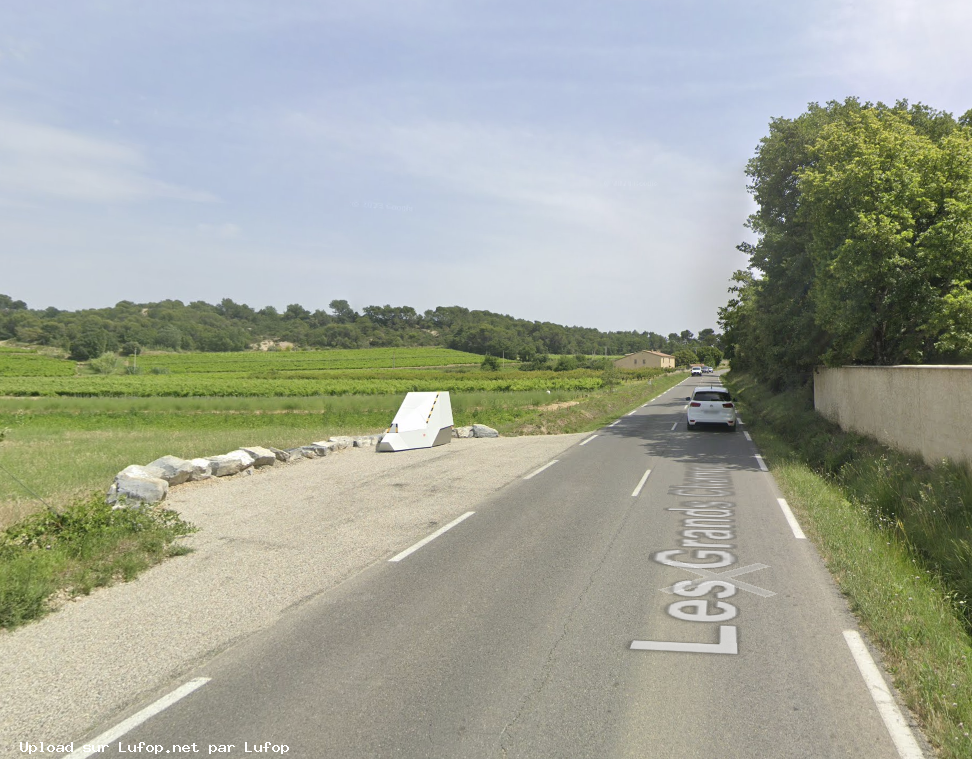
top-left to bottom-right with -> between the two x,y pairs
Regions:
1,1 -> 971,335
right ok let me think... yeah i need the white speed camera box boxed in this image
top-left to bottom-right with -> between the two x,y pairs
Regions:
376,391 -> 454,452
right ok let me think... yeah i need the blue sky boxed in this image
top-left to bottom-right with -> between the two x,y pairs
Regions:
2,1 -> 971,334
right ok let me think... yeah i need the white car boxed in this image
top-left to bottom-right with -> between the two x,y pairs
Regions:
690,366 -> 702,376
686,385 -> 737,431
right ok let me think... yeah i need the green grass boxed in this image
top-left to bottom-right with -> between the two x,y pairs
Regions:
0,348 -> 77,377
0,348 -> 682,631
726,372 -> 972,619
0,369 -> 609,397
0,374 -> 682,529
122,347 -> 486,373
0,497 -> 196,629
725,370 -> 972,758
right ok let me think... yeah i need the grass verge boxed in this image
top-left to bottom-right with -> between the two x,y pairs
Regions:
494,371 -> 687,435
0,496 -> 196,630
726,371 -> 972,758
0,377 -> 686,528
0,373 -> 683,630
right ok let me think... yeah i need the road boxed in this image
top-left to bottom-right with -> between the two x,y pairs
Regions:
65,375 -> 925,758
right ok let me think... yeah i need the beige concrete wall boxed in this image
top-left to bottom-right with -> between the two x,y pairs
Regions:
814,366 -> 972,468
615,351 -> 674,369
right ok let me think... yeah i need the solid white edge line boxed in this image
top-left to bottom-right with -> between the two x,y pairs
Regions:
579,434 -> 598,445
842,630 -> 924,759
776,498 -> 806,540
524,460 -> 559,480
754,454 -> 769,472
389,511 -> 475,562
64,678 -> 211,758
743,431 -> 752,442
631,469 -> 652,497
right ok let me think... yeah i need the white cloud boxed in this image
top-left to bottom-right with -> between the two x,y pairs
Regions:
0,116 -> 217,204
271,112 -> 747,331
283,112 -> 731,234
809,0 -> 972,94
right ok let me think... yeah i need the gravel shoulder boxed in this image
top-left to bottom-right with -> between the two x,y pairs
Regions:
0,434 -> 584,756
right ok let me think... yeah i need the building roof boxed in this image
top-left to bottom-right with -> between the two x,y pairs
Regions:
621,349 -> 674,358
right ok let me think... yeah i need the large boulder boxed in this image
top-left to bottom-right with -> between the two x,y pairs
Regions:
353,435 -> 382,448
241,446 -> 277,468
107,471 -> 168,507
207,450 -> 256,477
303,443 -> 334,457
453,426 -> 474,438
188,458 -> 214,480
269,447 -> 292,462
145,455 -> 195,485
325,436 -> 355,450
118,464 -> 159,480
471,424 -> 499,438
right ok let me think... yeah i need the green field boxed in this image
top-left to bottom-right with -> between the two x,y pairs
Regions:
0,348 -> 76,377
0,346 -> 678,527
0,371 -> 605,397
0,346 -> 610,396
131,347 -> 487,373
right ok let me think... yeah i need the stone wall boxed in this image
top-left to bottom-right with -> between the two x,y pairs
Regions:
813,365 -> 972,468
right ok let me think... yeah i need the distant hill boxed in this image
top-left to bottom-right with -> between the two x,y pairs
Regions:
0,294 -> 722,361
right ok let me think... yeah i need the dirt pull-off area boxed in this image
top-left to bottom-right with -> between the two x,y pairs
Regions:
0,433 -> 584,757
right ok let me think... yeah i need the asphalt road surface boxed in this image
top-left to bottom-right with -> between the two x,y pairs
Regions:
65,375 -> 926,758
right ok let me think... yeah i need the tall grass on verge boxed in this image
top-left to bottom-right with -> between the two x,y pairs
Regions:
726,372 -> 972,624
0,497 -> 196,630
726,371 -> 972,759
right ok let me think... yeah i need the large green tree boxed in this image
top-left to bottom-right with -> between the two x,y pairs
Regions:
720,98 -> 972,386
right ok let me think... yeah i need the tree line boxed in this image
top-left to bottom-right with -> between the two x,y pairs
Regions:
719,98 -> 972,388
0,294 -> 722,363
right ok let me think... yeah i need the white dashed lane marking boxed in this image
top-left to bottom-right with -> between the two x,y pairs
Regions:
63,679 -> 211,759
631,469 -> 652,497
389,512 -> 475,562
776,498 -> 806,540
524,460 -> 559,480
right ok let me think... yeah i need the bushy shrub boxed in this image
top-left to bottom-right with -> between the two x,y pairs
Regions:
601,365 -> 621,389
481,355 -> 501,371
519,354 -> 551,371
89,352 -> 120,375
